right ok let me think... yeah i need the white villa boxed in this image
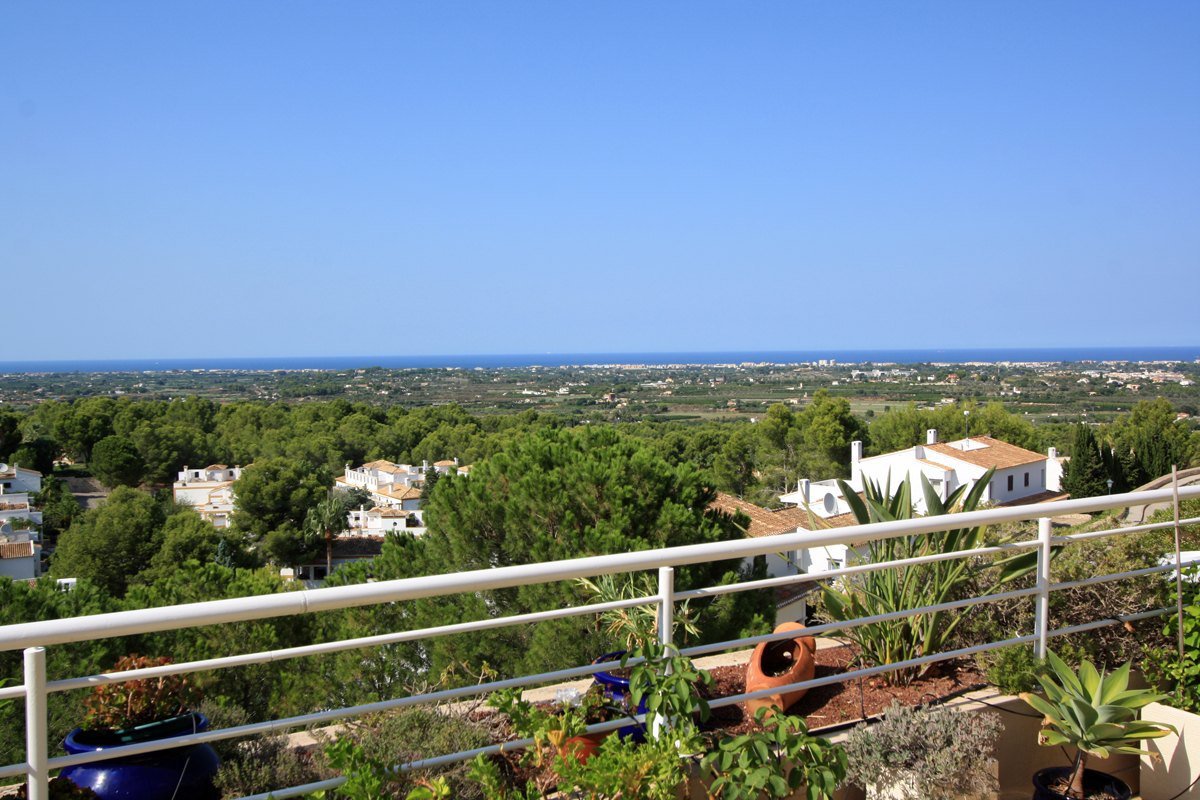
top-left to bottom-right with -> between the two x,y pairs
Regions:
776,430 -> 1066,576
346,504 -> 425,535
0,462 -> 43,496
0,523 -> 41,581
173,465 -> 243,528
335,458 -> 471,537
0,495 -> 43,531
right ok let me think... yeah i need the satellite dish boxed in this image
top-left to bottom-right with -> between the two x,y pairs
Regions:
823,493 -> 838,515
0,463 -> 8,473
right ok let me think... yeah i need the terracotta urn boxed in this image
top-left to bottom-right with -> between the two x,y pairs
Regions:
744,622 -> 817,719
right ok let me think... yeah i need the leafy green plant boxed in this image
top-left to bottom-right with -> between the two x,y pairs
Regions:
823,470 -> 1040,685
1144,567 -> 1200,712
843,701 -> 999,800
489,686 -> 591,770
314,738 -> 449,800
626,642 -> 712,743
554,731 -> 689,800
82,654 -> 201,731
578,573 -> 702,650
465,754 -> 543,800
982,644 -> 1045,695
702,707 -> 847,800
1021,651 -> 1177,799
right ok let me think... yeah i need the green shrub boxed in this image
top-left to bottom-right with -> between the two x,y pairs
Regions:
844,701 -> 1000,800
1143,567 -> 1200,712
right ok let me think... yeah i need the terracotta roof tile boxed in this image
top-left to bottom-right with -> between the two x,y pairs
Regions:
925,436 -> 1046,470
709,493 -> 810,538
0,541 -> 35,559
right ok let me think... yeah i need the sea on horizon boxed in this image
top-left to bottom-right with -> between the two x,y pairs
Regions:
1,347 -> 1198,375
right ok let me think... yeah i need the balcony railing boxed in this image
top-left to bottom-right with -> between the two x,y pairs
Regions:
2,485 -> 1198,799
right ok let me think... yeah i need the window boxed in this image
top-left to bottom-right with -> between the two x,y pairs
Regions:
1024,472 -> 1029,487
1007,475 -> 1014,492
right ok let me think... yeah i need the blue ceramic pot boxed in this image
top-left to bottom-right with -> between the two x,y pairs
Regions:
591,650 -> 647,741
60,712 -> 220,800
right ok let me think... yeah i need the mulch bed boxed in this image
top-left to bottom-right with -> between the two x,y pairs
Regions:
702,644 -> 988,736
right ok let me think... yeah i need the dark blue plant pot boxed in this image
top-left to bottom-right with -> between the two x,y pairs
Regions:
592,651 -> 647,741
60,712 -> 220,800
1031,766 -> 1131,800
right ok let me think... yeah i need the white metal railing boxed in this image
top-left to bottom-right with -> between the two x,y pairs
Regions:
1,485 -> 1199,799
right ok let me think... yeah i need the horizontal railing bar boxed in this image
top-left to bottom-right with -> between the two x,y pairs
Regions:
0,684 -> 24,701
1050,558 -> 1200,593
1048,607 -> 1171,637
681,584 -> 1042,659
41,654 -> 643,770
46,595 -> 656,694
23,582 -> 1044,776
674,538 -> 1039,601
1053,516 -> 1200,544
236,778 -> 346,800
709,606 -> 1174,712
5,485 -> 1196,651
709,633 -> 1037,711
235,712 -> 651,800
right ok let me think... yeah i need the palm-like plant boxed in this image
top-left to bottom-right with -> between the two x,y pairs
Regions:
1021,651 -> 1176,799
305,491 -> 349,577
822,469 -> 1038,685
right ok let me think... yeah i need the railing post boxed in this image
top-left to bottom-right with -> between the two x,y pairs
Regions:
657,566 -> 675,652
653,566 -> 675,739
1034,517 -> 1052,660
24,646 -> 48,800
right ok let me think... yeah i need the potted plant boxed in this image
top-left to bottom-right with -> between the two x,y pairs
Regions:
1021,651 -> 1176,800
14,777 -> 102,799
59,654 -> 220,800
843,700 -> 1000,800
1140,569 -> 1200,800
578,574 -> 702,728
702,706 -> 847,800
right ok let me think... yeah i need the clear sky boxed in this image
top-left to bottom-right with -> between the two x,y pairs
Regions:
3,2 -> 1198,360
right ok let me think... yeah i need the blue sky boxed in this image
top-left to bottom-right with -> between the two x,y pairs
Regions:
3,2 -> 1198,360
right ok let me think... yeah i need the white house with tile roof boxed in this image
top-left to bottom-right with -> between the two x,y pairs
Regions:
0,463 -> 42,496
173,464 -> 243,528
776,430 -> 1066,578
0,523 -> 41,580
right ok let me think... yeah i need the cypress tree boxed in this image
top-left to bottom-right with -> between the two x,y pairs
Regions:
1063,424 -> 1108,499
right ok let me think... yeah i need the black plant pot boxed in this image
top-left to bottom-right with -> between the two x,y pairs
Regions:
1032,766 -> 1132,800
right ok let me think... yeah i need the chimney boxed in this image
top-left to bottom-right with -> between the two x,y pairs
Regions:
926,429 -> 938,445
850,441 -> 864,489
799,478 -> 811,504
1048,446 -> 1058,460
422,460 -> 429,471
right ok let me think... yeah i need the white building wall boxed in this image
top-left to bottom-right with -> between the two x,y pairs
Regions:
0,557 -> 37,580
0,466 -> 42,495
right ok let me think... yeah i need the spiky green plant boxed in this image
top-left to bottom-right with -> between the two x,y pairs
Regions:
821,469 -> 1040,685
1021,651 -> 1176,799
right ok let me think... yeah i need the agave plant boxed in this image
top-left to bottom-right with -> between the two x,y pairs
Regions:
1021,651 -> 1176,799
822,469 -> 1040,685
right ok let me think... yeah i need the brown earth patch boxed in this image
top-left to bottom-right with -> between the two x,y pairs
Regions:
702,644 -> 987,736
